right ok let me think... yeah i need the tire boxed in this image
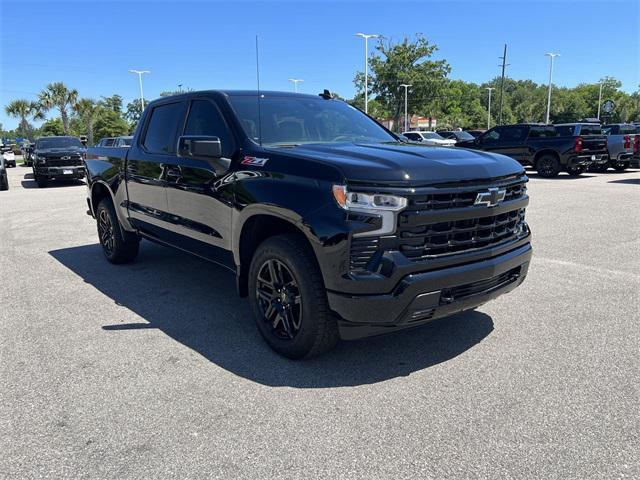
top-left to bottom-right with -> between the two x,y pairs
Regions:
35,174 -> 47,188
535,154 -> 560,178
96,198 -> 139,264
566,166 -> 585,176
248,234 -> 339,359
613,163 -> 628,172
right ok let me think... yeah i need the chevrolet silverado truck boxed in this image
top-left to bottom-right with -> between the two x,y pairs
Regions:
456,123 -> 608,177
601,123 -> 638,172
84,90 -> 532,358
33,136 -> 86,187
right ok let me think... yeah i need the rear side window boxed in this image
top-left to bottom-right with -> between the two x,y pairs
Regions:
502,126 -> 528,141
617,125 -> 636,135
578,125 -> 602,135
529,126 -> 557,138
183,99 -> 235,157
143,102 -> 184,154
555,126 -> 576,137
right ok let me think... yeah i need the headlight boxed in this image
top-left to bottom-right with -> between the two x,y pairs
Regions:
332,185 -> 407,236
332,185 -> 407,211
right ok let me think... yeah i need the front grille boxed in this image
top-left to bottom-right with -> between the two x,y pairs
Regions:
407,182 -> 525,211
348,176 -> 528,271
45,157 -> 82,167
398,209 -> 525,260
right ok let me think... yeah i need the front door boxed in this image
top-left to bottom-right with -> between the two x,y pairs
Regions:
164,97 -> 236,269
126,100 -> 186,239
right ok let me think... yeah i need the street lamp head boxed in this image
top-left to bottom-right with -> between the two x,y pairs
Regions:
354,33 -> 380,39
544,53 -> 560,58
129,69 -> 150,75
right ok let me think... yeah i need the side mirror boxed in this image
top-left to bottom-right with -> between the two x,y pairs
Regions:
177,135 -> 222,159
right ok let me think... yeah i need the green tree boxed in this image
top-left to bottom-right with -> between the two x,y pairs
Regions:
4,99 -> 43,139
354,35 -> 451,130
100,94 -> 123,113
124,99 -> 145,131
74,98 -> 102,144
38,82 -> 78,134
93,108 -> 129,140
40,118 -> 65,136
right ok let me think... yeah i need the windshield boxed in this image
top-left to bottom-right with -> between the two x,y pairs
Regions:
422,132 -> 445,140
227,95 -> 397,146
37,137 -> 83,149
578,125 -> 602,135
455,131 -> 474,141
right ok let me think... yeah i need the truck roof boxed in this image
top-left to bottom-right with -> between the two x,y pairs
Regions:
147,90 -> 333,105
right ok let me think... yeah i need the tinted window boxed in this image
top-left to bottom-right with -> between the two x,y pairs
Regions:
579,124 -> 602,135
143,102 -> 184,154
555,126 -> 576,137
184,100 -> 234,157
483,128 -> 503,142
36,137 -> 83,149
617,125 -> 636,135
228,95 -> 396,146
529,126 -> 557,138
422,132 -> 445,140
502,126 -> 528,141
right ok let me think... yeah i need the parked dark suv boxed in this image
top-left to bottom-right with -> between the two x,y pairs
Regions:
32,136 -> 86,187
85,90 -> 532,358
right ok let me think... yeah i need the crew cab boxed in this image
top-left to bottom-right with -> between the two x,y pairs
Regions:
457,123 -> 609,177
84,90 -> 532,358
32,136 -> 86,187
601,123 -> 638,172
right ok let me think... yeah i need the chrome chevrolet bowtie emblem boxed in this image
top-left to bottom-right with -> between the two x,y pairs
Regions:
474,187 -> 506,207
61,156 -> 70,160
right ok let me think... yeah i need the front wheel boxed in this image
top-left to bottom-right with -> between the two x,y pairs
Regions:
248,234 -> 339,359
96,198 -> 139,264
35,173 -> 47,188
535,154 -> 560,178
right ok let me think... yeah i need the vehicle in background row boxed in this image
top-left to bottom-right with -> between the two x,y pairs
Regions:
84,89 -> 532,358
600,123 -> 638,172
402,131 -> 456,146
23,143 -> 36,166
0,156 -> 8,191
96,137 -> 116,147
96,136 -> 133,147
2,149 -> 16,168
32,136 -> 86,188
465,129 -> 485,138
437,130 -> 476,142
457,123 -> 609,178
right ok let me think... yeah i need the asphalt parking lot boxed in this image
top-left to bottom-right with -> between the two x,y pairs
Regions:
1,162 -> 639,479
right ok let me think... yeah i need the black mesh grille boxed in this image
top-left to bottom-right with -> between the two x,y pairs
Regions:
350,237 -> 380,270
398,209 -> 525,260
445,267 -> 521,301
45,158 -> 83,167
407,182 -> 526,211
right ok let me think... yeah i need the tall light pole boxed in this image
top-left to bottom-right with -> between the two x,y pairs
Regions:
288,78 -> 304,92
129,69 -> 150,112
544,53 -> 560,124
596,81 -> 603,120
486,87 -> 495,130
399,84 -> 412,132
354,33 -> 379,114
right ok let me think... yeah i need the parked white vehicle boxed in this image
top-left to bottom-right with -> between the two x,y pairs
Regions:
402,131 -> 456,147
2,150 -> 16,168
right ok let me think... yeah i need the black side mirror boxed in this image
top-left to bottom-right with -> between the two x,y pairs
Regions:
177,135 -> 222,159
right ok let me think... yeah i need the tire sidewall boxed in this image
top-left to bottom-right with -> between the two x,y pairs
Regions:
248,237 -> 327,358
536,154 -> 560,178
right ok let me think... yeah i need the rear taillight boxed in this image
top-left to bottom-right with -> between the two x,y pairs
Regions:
634,135 -> 639,154
623,135 -> 631,149
575,136 -> 583,153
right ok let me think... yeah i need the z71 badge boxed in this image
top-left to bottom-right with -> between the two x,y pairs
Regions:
241,156 -> 269,167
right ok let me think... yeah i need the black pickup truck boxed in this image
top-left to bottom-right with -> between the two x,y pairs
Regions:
32,136 -> 86,187
84,90 -> 532,358
456,123 -> 609,177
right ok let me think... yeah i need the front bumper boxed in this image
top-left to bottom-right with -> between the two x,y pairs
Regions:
35,166 -> 85,179
328,243 -> 532,339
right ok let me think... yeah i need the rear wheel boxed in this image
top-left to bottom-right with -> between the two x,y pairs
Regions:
96,198 -> 139,264
613,163 -> 628,172
248,234 -> 339,359
535,154 -> 560,178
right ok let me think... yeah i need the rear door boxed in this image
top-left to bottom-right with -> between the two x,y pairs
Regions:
478,125 -> 530,162
125,100 -> 186,239
164,97 -> 236,267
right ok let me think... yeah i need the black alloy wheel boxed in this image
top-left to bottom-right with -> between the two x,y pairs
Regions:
98,208 -> 115,257
256,258 -> 302,340
536,154 -> 560,178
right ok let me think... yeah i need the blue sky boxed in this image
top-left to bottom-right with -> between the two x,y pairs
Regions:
1,0 -> 638,129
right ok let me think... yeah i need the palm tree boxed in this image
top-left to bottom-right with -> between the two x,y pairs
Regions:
5,99 -> 43,138
38,82 -> 78,134
74,98 -> 101,145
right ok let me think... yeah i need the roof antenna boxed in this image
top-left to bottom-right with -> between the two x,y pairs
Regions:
255,35 -> 263,147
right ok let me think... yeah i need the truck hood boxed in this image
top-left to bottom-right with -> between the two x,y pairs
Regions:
36,146 -> 85,155
280,142 -> 524,186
